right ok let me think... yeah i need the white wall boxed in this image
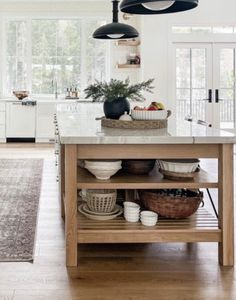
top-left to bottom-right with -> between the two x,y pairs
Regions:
140,0 -> 236,107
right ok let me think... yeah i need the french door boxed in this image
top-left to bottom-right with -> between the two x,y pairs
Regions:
174,43 -> 236,130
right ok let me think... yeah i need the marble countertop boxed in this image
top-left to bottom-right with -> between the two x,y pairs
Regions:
56,103 -> 236,145
0,97 -> 91,103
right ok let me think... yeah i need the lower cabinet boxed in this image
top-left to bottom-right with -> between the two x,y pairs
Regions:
0,107 -> 6,142
6,102 -> 36,139
36,102 -> 56,143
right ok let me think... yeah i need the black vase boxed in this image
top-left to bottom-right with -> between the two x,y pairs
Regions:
103,98 -> 130,120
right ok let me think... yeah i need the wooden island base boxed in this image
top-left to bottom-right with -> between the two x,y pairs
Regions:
59,143 -> 234,268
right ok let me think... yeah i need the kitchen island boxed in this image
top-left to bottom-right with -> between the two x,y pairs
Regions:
56,103 -> 236,268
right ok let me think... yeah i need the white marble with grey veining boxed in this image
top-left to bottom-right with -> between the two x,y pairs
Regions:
56,103 -> 236,145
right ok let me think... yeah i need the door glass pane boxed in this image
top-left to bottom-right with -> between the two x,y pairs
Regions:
176,88 -> 190,120
220,49 -> 234,88
192,49 -> 206,89
176,47 -> 207,123
176,49 -> 190,88
219,49 -> 235,129
192,89 -> 206,121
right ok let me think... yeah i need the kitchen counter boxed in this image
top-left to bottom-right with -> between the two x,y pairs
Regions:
57,103 -> 236,144
57,102 -> 235,269
0,97 -> 91,103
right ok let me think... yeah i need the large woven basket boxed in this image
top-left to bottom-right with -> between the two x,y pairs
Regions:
139,189 -> 203,219
86,189 -> 117,213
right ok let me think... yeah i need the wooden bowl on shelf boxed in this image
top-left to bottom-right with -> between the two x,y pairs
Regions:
122,159 -> 156,175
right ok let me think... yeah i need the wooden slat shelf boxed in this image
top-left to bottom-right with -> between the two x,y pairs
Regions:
77,208 -> 221,244
77,167 -> 218,189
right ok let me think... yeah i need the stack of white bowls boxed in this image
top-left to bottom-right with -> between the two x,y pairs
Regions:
140,211 -> 158,226
123,201 -> 140,222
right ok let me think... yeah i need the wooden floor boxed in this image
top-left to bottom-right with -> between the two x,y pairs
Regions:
0,144 -> 235,300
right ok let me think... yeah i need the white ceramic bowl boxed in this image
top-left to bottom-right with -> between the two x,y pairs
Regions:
131,109 -> 168,120
141,218 -> 157,226
140,211 -> 158,218
123,202 -> 140,209
158,159 -> 199,174
85,160 -> 122,180
124,208 -> 140,214
124,212 -> 139,219
124,215 -> 140,223
85,160 -> 122,168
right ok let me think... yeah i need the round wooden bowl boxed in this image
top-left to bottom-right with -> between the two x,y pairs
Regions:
122,159 -> 156,175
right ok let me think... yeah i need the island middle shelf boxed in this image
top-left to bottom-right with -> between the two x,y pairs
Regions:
77,167 -> 218,189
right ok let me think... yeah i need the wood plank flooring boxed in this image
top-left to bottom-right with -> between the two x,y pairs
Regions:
0,144 -> 235,300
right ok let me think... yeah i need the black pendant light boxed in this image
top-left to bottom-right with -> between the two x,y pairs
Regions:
120,0 -> 198,14
93,0 -> 139,39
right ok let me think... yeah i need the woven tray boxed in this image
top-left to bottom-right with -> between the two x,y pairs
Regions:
99,110 -> 171,129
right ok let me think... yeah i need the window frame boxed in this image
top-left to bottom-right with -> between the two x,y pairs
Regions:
1,16 -> 110,98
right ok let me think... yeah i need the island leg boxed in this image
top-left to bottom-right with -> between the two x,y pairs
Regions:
65,144 -> 78,267
218,144 -> 234,266
60,144 -> 65,219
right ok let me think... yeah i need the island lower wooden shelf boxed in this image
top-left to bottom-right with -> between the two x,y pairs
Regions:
77,208 -> 221,244
77,167 -> 218,189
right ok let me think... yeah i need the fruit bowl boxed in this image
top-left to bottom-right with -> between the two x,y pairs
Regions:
131,109 -> 169,120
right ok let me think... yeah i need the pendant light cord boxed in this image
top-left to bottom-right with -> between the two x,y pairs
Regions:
112,0 -> 119,23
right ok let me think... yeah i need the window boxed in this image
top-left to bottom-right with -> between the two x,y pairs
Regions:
5,20 -> 28,94
4,18 -> 109,96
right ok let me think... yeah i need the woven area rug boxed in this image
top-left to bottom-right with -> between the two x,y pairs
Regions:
0,159 -> 43,262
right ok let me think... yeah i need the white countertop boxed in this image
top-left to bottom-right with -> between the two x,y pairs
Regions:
0,97 -> 91,103
56,103 -> 236,145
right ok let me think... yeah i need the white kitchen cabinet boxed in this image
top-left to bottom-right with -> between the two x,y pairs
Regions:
6,102 -> 36,138
36,102 -> 56,143
0,102 -> 6,142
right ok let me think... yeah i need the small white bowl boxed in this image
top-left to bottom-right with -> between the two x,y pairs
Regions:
124,212 -> 140,218
140,211 -> 158,218
123,202 -> 140,209
141,220 -> 157,226
125,215 -> 140,223
124,207 -> 140,212
141,218 -> 158,226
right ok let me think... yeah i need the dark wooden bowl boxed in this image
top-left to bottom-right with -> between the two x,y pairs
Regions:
122,159 -> 156,175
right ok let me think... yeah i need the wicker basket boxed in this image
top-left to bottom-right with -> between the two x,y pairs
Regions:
86,189 -> 117,213
139,189 -> 203,219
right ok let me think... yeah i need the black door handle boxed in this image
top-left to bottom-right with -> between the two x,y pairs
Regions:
203,89 -> 212,103
215,89 -> 223,103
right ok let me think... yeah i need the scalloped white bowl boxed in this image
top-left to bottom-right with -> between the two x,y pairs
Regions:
158,159 -> 199,173
131,109 -> 168,120
85,160 -> 122,180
